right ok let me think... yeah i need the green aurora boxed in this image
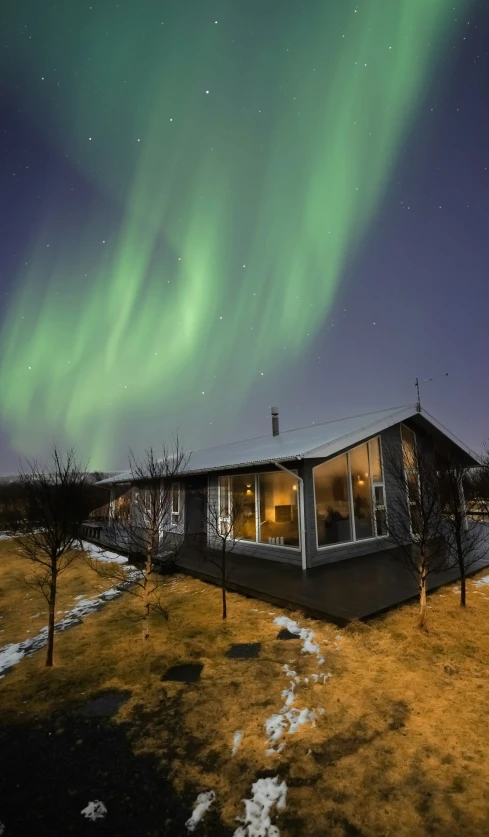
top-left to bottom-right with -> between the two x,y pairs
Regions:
0,0 -> 471,467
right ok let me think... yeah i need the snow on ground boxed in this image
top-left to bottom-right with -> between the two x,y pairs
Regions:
79,540 -> 128,565
0,564 -> 141,678
474,575 -> 489,587
185,791 -> 215,832
81,801 -> 107,821
0,533 -> 11,541
274,615 -> 320,655
263,617 -> 331,754
232,730 -> 243,755
234,777 -> 287,837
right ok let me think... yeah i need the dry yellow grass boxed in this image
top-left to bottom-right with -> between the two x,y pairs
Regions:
0,538 -> 119,646
2,541 -> 489,836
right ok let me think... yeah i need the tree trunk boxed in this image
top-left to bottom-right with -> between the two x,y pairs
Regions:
459,561 -> 466,607
142,545 -> 152,641
46,564 -> 57,667
455,527 -> 466,607
222,547 -> 227,620
419,575 -> 427,629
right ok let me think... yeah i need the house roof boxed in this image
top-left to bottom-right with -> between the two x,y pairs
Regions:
98,404 -> 479,486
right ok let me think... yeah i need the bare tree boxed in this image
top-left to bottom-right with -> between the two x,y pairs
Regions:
382,426 -> 447,628
468,442 -> 489,521
436,449 -> 489,607
202,485 -> 247,620
0,446 -> 89,666
91,438 -> 189,642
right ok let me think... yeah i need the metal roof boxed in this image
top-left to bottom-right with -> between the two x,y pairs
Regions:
97,404 -> 479,486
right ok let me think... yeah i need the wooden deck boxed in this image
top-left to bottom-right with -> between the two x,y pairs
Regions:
177,536 -> 489,626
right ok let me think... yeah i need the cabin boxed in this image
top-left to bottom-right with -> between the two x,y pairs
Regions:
94,404 -> 478,571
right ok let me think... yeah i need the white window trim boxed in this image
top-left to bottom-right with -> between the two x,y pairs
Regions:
160,481 -> 184,532
171,481 -> 181,524
313,436 -> 389,552
216,471 -> 301,551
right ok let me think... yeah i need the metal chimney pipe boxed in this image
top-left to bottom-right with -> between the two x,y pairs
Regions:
271,406 -> 279,436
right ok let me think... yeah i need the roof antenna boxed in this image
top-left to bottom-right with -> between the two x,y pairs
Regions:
415,372 -> 449,413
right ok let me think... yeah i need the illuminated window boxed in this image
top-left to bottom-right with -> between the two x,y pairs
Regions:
217,471 -> 300,548
313,437 -> 388,548
350,444 -> 374,540
314,454 -> 351,546
369,437 -> 387,536
259,471 -> 299,547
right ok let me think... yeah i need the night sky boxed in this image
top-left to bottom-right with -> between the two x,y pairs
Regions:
0,0 -> 487,472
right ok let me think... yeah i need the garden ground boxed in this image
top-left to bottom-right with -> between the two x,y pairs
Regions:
1,537 -> 489,836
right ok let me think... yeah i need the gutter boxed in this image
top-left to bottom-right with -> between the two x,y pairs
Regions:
272,459 -> 307,572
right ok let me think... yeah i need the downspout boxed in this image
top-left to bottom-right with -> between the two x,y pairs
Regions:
272,460 -> 307,571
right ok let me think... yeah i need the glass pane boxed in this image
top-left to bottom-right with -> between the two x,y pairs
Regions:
374,485 -> 385,506
375,507 -> 387,536
219,477 -> 230,517
401,424 -> 416,469
407,472 -> 419,505
368,438 -> 383,483
314,454 -> 351,546
231,475 -> 256,541
172,483 -> 180,514
259,472 -> 299,547
410,503 -> 421,536
350,444 -> 374,540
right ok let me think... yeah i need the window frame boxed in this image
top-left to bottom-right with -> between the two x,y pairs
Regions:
400,423 -> 421,539
313,436 -> 389,551
171,481 -> 181,526
216,470 -> 301,551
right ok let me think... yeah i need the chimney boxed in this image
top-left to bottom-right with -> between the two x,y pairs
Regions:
271,406 -> 279,437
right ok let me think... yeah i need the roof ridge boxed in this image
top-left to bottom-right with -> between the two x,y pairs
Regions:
303,405 -> 416,456
189,403 -> 415,456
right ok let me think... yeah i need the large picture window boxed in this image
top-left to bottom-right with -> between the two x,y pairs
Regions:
259,471 -> 299,547
217,470 -> 299,549
314,454 -> 351,546
313,437 -> 387,548
232,474 -> 257,541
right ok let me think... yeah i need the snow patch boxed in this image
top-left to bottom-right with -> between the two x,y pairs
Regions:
274,616 -> 319,656
79,541 -> 128,565
281,683 -> 295,710
0,566 -> 142,677
186,790 -> 215,831
266,615 -> 332,754
81,800 -> 107,821
232,731 -> 243,756
474,575 -> 489,587
234,776 -> 287,837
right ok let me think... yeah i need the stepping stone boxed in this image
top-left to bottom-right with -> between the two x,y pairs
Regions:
276,628 -> 299,640
162,663 -> 203,683
78,690 -> 131,718
226,643 -> 261,659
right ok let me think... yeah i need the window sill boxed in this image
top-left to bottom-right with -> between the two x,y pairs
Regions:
315,533 -> 390,552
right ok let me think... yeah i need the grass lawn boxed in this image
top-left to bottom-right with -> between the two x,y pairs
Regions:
0,537 -> 119,647
1,539 -> 489,836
